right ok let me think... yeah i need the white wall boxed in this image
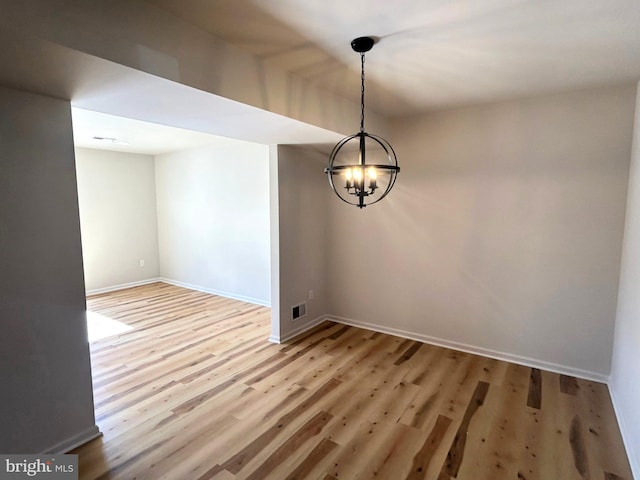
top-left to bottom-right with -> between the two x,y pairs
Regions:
326,84 -> 637,379
610,82 -> 640,479
0,86 -> 98,452
155,142 -> 271,305
274,145 -> 331,341
268,146 -> 282,340
75,148 -> 160,292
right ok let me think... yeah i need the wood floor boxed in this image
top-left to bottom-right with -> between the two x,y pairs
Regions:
74,282 -> 632,480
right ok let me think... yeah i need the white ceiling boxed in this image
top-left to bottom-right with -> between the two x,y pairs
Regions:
2,0 -> 639,152
0,25 -> 343,152
150,0 -> 640,116
72,108 -> 235,156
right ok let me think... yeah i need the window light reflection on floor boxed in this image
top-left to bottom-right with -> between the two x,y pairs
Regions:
86,311 -> 133,342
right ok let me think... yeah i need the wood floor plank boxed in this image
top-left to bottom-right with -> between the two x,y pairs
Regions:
73,283 -> 633,480
527,368 -> 542,409
438,381 -> 490,479
569,414 -> 590,478
572,378 -> 631,479
325,420 -> 389,479
560,375 -> 580,395
281,437 -> 338,480
399,352 -> 476,430
456,363 -> 532,480
243,411 -> 333,480
405,414 -> 452,480
353,421 -> 426,479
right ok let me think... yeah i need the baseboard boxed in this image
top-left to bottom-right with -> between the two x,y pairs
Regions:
269,315 -> 329,344
86,278 -> 161,296
43,425 -> 102,454
160,278 -> 270,307
609,383 -> 640,479
326,314 -> 609,383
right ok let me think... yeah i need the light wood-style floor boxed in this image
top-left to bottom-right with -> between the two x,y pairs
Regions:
74,282 -> 632,480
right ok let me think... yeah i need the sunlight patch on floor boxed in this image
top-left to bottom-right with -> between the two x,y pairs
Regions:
87,311 -> 133,342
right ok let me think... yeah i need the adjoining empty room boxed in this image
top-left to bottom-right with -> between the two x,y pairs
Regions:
72,108 -> 272,309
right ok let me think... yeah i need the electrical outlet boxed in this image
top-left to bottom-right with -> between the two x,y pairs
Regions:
139,259 -> 145,267
308,289 -> 314,300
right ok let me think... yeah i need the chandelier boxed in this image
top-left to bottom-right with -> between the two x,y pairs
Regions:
325,36 -> 400,208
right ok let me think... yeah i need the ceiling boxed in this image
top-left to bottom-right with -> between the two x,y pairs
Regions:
2,0 -> 639,152
72,108 -> 238,155
150,0 -> 640,116
0,22 -> 342,150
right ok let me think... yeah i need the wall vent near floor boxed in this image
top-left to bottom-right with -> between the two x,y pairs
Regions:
292,302 -> 306,321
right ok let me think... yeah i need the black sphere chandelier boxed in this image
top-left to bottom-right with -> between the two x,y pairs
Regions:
325,36 -> 400,209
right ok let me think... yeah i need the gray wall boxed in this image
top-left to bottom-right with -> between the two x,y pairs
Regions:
326,84 -> 637,378
610,82 -> 640,478
75,148 -> 160,293
0,86 -> 98,452
155,142 -> 271,305
275,145 -> 331,340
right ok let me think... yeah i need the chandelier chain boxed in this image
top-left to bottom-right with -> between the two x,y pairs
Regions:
360,52 -> 365,133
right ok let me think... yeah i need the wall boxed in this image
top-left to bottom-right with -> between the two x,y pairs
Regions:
268,146 -> 282,340
610,82 -> 640,479
75,148 -> 160,293
274,145 -> 331,341
0,86 -> 98,452
327,84 -> 637,379
155,142 -> 271,305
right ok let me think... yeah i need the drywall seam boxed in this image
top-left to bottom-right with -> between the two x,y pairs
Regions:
326,314 -> 609,383
160,278 -> 270,307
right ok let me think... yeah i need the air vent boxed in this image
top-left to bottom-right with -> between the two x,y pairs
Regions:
92,136 -> 130,146
292,302 -> 307,321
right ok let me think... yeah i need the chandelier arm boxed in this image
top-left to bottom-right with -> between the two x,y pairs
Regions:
326,133 -> 359,168
326,164 -> 338,192
365,134 -> 394,166
368,134 -> 400,169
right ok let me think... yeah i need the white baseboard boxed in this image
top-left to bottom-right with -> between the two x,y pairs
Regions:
86,278 -> 161,296
43,425 -> 102,454
160,278 -> 270,307
269,315 -> 329,344
326,314 -> 609,383
609,383 -> 640,480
